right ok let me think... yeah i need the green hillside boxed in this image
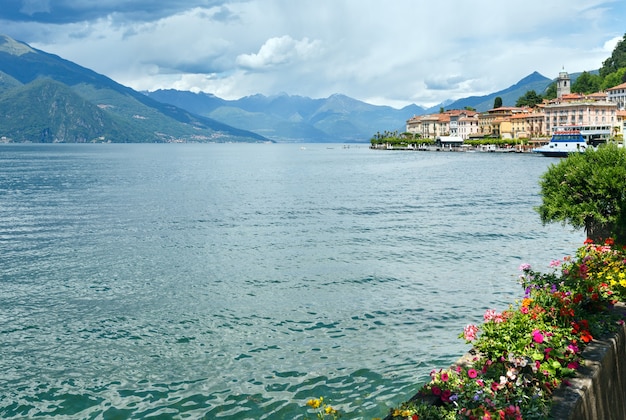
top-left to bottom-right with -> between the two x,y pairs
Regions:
0,34 -> 268,143
0,78 -> 153,142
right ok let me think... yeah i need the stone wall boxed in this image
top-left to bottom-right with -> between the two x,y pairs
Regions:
549,304 -> 626,419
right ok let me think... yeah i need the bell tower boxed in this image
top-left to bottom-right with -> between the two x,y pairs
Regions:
557,69 -> 570,98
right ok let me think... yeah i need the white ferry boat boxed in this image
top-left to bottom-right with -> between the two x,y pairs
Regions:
532,130 -> 589,157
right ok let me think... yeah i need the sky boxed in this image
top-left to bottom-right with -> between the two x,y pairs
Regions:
0,0 -> 625,109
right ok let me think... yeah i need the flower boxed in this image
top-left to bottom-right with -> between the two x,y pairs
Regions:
464,324 -> 479,341
441,389 -> 452,402
484,309 -> 504,323
307,398 -> 321,409
388,240 -> 626,420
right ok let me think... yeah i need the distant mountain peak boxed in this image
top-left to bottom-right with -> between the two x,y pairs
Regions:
0,35 -> 34,56
512,71 -> 549,87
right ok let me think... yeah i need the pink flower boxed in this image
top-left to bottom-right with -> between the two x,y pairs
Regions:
467,369 -> 478,378
431,385 -> 441,396
441,372 -> 449,382
549,259 -> 561,268
532,329 -> 544,344
519,263 -> 531,271
567,361 -> 580,370
484,309 -> 497,321
463,324 -> 479,341
484,309 -> 504,324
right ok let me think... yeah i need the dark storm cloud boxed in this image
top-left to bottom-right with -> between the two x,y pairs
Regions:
0,0 -> 229,24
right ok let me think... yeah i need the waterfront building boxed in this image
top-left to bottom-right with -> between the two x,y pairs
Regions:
616,110 -> 626,138
606,82 -> 626,110
405,71 -> 624,144
542,91 -> 617,144
478,107 -> 529,138
406,110 -> 478,140
457,112 -> 480,139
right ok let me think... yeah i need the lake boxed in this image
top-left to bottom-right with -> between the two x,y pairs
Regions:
0,144 -> 584,419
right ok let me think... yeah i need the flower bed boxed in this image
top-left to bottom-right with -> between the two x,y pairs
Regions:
387,239 -> 626,420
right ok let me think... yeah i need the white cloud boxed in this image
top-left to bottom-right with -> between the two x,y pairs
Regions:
4,0 -> 626,108
235,35 -> 322,70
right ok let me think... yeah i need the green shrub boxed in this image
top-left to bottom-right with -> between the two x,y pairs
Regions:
536,144 -> 626,244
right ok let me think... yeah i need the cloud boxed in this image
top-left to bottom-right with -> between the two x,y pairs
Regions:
235,35 -> 322,70
19,0 -> 51,15
424,75 -> 467,91
0,0 -> 231,23
1,0 -> 625,108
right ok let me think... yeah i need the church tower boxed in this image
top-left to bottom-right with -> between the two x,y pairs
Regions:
557,70 -> 570,98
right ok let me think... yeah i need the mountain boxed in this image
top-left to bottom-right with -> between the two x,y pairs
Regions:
431,71 -> 553,112
145,72 -> 560,143
0,34 -> 267,143
146,90 -> 426,143
0,33 -> 589,144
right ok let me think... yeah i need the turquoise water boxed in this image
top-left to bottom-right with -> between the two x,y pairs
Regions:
0,144 -> 583,419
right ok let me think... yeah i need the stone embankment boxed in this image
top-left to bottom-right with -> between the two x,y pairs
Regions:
549,303 -> 626,419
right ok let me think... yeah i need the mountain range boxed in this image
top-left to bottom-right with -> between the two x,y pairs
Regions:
0,34 -> 267,143
0,33 -> 574,143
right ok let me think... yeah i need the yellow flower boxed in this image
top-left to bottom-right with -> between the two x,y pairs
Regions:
325,405 -> 337,415
307,398 -> 321,409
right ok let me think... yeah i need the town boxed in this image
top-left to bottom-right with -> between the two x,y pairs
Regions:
372,70 -> 626,152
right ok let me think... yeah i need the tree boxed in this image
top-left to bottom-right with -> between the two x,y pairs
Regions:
515,90 -> 543,107
600,68 -> 626,90
571,71 -> 601,94
536,144 -> 626,244
600,33 -> 626,78
544,82 -> 557,100
493,97 -> 502,108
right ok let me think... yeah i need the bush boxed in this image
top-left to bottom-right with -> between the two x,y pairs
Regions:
535,144 -> 626,244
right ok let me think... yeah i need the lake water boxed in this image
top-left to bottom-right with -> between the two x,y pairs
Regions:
0,144 -> 584,419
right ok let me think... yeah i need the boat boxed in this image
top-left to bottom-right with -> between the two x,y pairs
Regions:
532,130 -> 589,157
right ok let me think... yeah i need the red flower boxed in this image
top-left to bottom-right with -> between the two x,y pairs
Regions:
441,389 -> 452,402
412,415 -> 419,420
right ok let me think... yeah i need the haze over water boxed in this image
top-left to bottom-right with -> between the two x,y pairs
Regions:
0,144 -> 584,419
